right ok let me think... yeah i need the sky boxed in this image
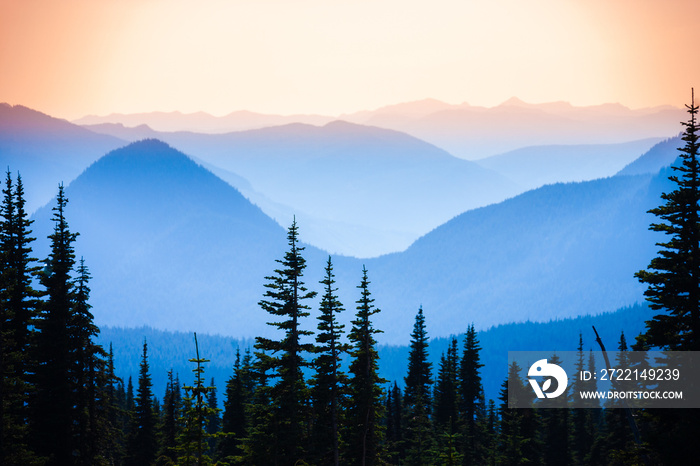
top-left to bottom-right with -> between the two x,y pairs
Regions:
1,0 -> 699,120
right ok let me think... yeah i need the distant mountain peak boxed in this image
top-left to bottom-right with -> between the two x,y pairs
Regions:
499,96 -> 529,107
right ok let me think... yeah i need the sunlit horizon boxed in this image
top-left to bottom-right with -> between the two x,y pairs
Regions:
2,0 -> 699,120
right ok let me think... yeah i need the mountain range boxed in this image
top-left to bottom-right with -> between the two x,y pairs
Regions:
27,138 -> 672,344
78,98 -> 684,159
2,101 -> 682,344
0,103 -> 125,212
474,138 -> 662,191
80,120 -> 524,257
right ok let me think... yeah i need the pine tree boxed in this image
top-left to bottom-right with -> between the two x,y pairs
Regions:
205,377 -> 220,456
497,363 -> 523,465
458,324 -> 485,465
310,256 -> 349,466
245,219 -> 317,465
433,337 -> 459,434
32,184 -> 79,465
219,348 -> 253,463
633,90 -> 700,463
403,306 -> 434,465
158,370 -> 181,464
483,400 -> 497,466
127,340 -> 158,466
345,266 -> 386,466
0,171 -> 41,465
385,381 -> 403,463
103,344 -> 125,465
176,334 -> 221,466
636,90 -> 700,351
71,258 -> 110,466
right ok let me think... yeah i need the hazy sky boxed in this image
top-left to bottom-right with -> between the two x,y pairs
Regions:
2,0 -> 698,119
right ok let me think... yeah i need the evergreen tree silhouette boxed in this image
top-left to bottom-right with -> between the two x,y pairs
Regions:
127,340 -> 158,465
402,306 -> 434,465
0,171 -> 41,465
458,324 -> 485,465
310,256 -> 349,466
176,333 -> 221,466
634,90 -> 700,463
32,184 -> 79,465
245,219 -> 316,465
637,89 -> 700,351
345,266 -> 386,466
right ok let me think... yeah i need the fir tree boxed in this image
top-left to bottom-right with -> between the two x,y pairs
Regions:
497,363 -> 523,465
636,89 -> 700,351
127,340 -> 158,466
205,377 -> 220,456
385,381 -> 403,463
219,348 -> 253,463
458,324 -> 485,465
634,90 -> 700,463
158,369 -> 181,464
71,258 -> 109,466
345,266 -> 386,466
104,344 -> 125,465
176,334 -> 221,466
310,256 -> 349,466
433,337 -> 459,434
246,219 -> 316,465
0,171 -> 41,465
402,306 -> 434,465
32,184 -> 79,465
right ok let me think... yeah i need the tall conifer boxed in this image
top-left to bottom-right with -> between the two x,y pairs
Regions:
458,324 -> 485,465
345,266 -> 386,466
403,306 -> 434,465
247,219 -> 316,464
310,256 -> 349,466
127,340 -> 158,465
32,184 -> 79,464
0,171 -> 41,464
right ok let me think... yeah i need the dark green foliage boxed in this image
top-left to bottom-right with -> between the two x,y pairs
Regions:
633,91 -> 700,464
157,370 -> 181,464
497,362 -> 541,466
32,184 -> 79,464
127,341 -> 158,466
403,306 -> 434,465
205,378 -> 220,456
433,337 -> 459,434
245,219 -> 317,465
175,334 -> 221,466
0,171 -> 41,465
345,266 -> 386,466
72,258 -> 110,466
103,344 -> 125,465
636,91 -> 700,351
310,256 -> 349,466
219,348 -> 253,463
458,324 -> 485,465
385,381 -> 403,463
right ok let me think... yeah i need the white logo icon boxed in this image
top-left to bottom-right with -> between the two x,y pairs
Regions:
528,359 -> 568,399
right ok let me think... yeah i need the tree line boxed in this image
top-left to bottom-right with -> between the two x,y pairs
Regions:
3,93 -> 700,465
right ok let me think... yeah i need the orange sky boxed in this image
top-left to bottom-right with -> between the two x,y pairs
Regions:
1,0 -> 699,120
